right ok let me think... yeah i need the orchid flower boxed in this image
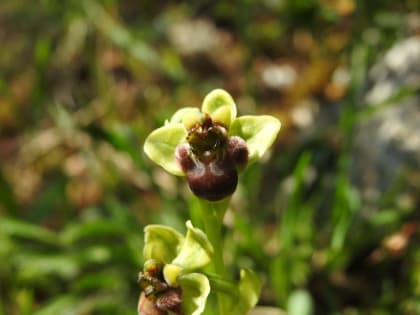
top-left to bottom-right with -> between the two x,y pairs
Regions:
144,89 -> 280,201
138,221 -> 213,315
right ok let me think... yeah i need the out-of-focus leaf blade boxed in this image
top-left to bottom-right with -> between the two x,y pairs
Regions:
0,218 -> 58,245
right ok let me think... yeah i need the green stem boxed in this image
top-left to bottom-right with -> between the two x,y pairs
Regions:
205,272 -> 239,299
198,198 -> 230,315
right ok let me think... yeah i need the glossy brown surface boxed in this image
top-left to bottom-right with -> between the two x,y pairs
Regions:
186,156 -> 238,201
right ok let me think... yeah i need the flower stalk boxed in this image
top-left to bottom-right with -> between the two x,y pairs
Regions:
198,198 -> 230,315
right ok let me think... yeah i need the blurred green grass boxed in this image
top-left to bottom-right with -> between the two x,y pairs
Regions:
1,1 -> 420,314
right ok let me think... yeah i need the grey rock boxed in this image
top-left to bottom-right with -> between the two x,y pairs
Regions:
351,36 -> 420,206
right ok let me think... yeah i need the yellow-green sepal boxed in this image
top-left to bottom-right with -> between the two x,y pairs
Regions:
172,221 -> 213,271
143,225 -> 184,264
229,115 -> 281,164
143,123 -> 187,176
178,273 -> 210,315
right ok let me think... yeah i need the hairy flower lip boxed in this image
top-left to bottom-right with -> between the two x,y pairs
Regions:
138,292 -> 165,315
186,157 -> 238,202
156,288 -> 183,312
173,114 -> 247,201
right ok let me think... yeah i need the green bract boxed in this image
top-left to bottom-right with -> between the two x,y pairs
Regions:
143,89 -> 281,176
142,221 -> 213,315
231,268 -> 262,314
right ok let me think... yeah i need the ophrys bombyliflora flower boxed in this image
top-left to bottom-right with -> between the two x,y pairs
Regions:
144,89 -> 280,201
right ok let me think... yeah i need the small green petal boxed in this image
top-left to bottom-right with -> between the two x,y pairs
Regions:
183,112 -> 202,130
143,225 -> 184,263
231,268 -> 262,314
170,107 -> 202,130
202,89 -> 237,127
229,115 -> 281,164
163,263 -> 183,287
172,221 -> 213,271
143,123 -> 187,176
178,273 -> 210,315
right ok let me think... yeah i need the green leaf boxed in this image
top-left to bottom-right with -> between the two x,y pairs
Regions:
229,115 -> 281,163
0,218 -> 58,245
172,221 -> 213,271
143,225 -> 184,263
32,295 -> 77,315
231,268 -> 262,314
59,220 -> 126,245
178,273 -> 210,315
202,89 -> 237,127
16,253 -> 79,280
143,123 -> 187,176
0,169 -> 18,215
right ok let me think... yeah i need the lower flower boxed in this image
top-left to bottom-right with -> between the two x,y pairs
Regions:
139,221 -> 213,315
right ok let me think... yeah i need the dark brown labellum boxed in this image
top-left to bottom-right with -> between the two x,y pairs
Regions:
186,155 -> 238,202
175,115 -> 248,202
138,292 -> 165,315
156,288 -> 183,313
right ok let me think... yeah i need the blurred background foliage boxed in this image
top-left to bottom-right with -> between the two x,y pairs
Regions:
0,0 -> 420,314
